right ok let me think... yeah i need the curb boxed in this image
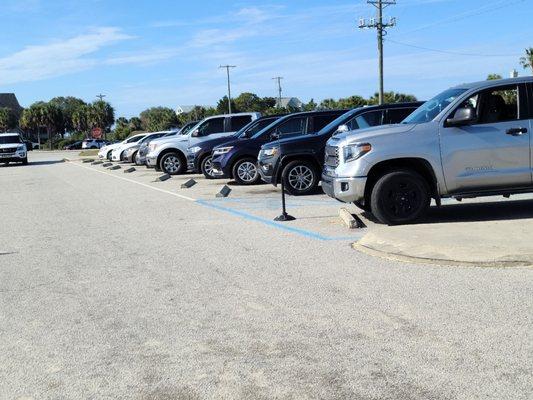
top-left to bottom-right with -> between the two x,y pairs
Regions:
352,242 -> 533,269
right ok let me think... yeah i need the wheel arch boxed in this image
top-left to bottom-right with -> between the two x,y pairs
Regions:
156,147 -> 186,167
278,154 -> 321,182
365,157 -> 440,207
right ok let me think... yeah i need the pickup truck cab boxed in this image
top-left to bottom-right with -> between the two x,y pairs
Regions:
258,102 -> 422,195
0,133 -> 27,165
146,113 -> 260,175
322,77 -> 533,225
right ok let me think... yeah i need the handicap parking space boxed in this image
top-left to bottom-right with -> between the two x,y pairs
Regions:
71,159 -> 367,242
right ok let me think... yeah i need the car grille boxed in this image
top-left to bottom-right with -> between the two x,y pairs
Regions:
324,145 -> 339,168
0,147 -> 17,154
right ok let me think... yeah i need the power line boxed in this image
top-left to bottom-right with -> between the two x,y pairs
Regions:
359,0 -> 397,105
392,0 -> 525,38
385,38 -> 522,58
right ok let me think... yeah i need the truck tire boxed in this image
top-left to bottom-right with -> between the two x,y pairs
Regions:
160,152 -> 186,175
370,169 -> 430,225
201,155 -> 215,179
22,157 -> 28,165
282,160 -> 319,196
232,157 -> 261,185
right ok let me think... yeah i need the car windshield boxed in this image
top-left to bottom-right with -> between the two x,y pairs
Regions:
0,135 -> 21,144
126,135 -> 144,143
317,109 -> 360,135
238,118 -> 278,139
402,88 -> 467,124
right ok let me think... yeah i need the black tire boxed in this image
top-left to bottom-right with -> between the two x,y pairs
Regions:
3,162 -> 9,166
370,169 -> 430,225
159,152 -> 186,175
119,151 -> 126,162
282,160 -> 319,196
106,151 -> 113,161
22,157 -> 28,165
232,157 -> 261,185
200,155 -> 216,179
130,151 -> 137,164
354,200 -> 371,213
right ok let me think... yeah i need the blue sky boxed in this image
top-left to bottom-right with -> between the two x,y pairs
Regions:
0,0 -> 531,117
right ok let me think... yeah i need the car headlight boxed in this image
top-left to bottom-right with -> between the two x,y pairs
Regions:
188,146 -> 202,154
17,144 -> 25,151
343,143 -> 372,163
262,146 -> 279,157
213,146 -> 233,156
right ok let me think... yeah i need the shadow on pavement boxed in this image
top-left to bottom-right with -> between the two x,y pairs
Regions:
361,199 -> 533,225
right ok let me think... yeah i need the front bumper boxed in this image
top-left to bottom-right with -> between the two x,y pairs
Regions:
257,155 -> 280,185
186,153 -> 199,172
321,173 -> 367,203
0,151 -> 26,162
211,160 -> 230,178
146,155 -> 158,168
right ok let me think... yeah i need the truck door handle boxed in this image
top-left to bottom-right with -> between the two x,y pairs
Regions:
506,127 -> 528,136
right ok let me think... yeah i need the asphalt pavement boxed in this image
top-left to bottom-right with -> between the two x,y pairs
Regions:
0,151 -> 531,400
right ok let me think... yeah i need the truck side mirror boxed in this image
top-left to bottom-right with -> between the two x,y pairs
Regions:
446,107 -> 476,127
336,124 -> 350,134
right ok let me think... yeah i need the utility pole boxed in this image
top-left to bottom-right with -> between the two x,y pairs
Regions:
96,94 -> 106,101
273,77 -> 283,108
219,65 -> 236,114
359,0 -> 396,105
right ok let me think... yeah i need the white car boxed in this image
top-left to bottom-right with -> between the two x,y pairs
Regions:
145,113 -> 260,175
0,133 -> 27,165
98,134 -> 146,160
110,134 -> 148,162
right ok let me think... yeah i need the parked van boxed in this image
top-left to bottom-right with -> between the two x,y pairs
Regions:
322,77 -> 533,224
146,113 -> 260,175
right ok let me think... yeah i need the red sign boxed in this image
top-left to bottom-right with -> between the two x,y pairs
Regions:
91,128 -> 103,139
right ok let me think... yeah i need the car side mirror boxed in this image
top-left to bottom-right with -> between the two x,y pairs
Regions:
270,130 -> 280,140
446,107 -> 476,127
191,129 -> 200,137
336,124 -> 350,134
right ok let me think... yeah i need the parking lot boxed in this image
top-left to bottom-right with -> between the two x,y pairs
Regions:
1,151 -> 532,399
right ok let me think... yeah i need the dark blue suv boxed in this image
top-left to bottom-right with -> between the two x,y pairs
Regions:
211,110 -> 347,185
187,115 -> 283,178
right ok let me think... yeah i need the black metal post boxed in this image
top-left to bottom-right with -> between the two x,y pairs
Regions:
274,175 -> 295,222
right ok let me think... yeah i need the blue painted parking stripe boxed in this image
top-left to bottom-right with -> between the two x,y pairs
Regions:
196,199 -> 364,242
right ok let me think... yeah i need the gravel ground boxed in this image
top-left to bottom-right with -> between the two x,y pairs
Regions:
0,152 -> 531,400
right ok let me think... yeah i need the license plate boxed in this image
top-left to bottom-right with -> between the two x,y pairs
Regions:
0,154 -> 11,158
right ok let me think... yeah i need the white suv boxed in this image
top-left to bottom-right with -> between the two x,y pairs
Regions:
146,113 -> 260,175
0,133 -> 27,165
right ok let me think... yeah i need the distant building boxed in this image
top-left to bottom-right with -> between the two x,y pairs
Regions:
176,105 -> 212,115
0,93 -> 23,119
275,97 -> 303,110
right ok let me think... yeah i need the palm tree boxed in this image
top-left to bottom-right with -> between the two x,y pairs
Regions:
87,100 -> 115,139
519,48 -> 533,75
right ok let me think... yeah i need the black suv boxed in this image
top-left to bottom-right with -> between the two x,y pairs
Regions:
187,115 -> 284,179
211,110 -> 348,185
257,102 -> 423,195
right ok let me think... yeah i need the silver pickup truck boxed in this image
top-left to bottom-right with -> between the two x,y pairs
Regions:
322,77 -> 533,225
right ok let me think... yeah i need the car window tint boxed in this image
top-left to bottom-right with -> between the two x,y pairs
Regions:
386,108 -> 417,124
313,115 -> 340,132
198,118 -> 225,135
478,86 -> 519,124
277,117 -> 307,136
230,116 -> 252,131
348,110 -> 383,129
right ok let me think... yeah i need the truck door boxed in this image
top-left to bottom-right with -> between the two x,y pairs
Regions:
439,83 -> 531,193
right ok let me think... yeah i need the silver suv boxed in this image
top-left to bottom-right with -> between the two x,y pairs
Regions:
145,113 -> 260,175
322,77 -> 533,225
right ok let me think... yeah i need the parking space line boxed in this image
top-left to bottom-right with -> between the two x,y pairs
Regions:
68,161 -> 364,242
67,161 -> 197,201
196,199 -> 365,242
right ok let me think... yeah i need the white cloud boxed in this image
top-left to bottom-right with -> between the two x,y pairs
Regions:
0,27 -> 133,85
